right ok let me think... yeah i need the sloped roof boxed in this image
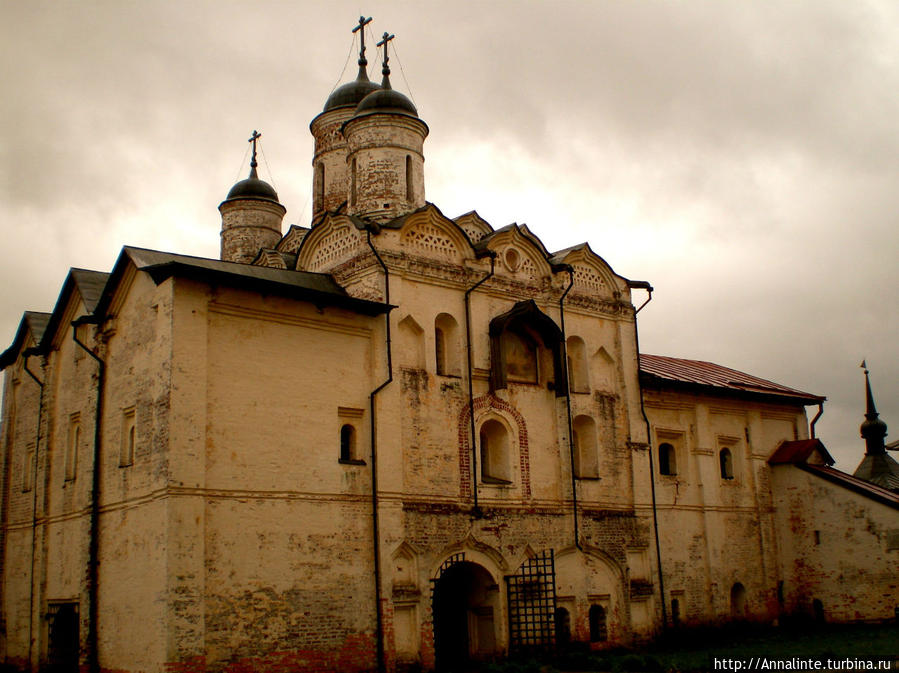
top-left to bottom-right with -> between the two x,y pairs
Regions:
38,268 -> 111,352
639,354 -> 825,405
799,463 -> 899,510
0,311 -> 52,369
768,439 -> 835,466
852,452 -> 899,492
94,247 -> 390,317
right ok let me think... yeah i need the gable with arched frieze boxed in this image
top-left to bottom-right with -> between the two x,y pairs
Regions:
398,209 -> 472,263
484,226 -> 553,284
453,211 -> 494,244
296,215 -> 365,273
276,225 -> 309,255
554,244 -> 623,300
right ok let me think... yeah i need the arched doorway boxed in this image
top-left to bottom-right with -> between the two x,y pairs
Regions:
47,603 -> 79,672
730,583 -> 747,618
432,561 -> 499,671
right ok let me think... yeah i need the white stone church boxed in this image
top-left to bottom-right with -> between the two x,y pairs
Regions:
1,22 -> 896,673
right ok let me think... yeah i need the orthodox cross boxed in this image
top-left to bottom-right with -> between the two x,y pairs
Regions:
377,31 -> 395,77
248,130 -> 261,172
353,16 -> 372,65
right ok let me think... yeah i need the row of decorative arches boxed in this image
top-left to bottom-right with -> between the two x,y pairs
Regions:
398,309 -> 603,397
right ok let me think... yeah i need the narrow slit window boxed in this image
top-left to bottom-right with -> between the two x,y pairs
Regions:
120,408 -> 136,467
405,155 -> 412,200
65,415 -> 80,481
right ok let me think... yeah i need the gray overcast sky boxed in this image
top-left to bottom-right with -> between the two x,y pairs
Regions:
2,1 -> 896,469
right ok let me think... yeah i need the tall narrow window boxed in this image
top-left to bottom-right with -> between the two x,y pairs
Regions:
573,415 -> 599,478
434,313 -> 460,376
720,447 -> 734,479
405,155 -> 412,200
65,415 -> 80,481
23,443 -> 35,492
479,419 -> 511,484
671,598 -> 680,628
350,158 -> 357,206
589,604 -> 607,642
316,162 -> 325,209
120,408 -> 136,467
659,442 -> 677,476
339,424 -> 356,462
566,336 -> 589,393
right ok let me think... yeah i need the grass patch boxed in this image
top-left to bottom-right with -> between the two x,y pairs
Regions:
461,621 -> 898,673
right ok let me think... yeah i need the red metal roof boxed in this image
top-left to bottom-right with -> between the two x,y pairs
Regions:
639,354 -> 824,404
768,439 -> 834,466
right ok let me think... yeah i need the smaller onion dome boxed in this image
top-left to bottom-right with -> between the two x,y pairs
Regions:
323,66 -> 382,113
352,31 -> 418,119
222,130 -> 280,204
225,167 -> 280,203
354,86 -> 418,117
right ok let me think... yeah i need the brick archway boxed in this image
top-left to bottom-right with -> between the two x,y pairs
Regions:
457,394 -> 531,498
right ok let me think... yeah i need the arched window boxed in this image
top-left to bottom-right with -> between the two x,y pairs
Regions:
405,155 -> 412,200
730,582 -> 746,617
434,313 -> 460,376
340,424 -> 356,462
720,448 -> 734,479
479,419 -> 511,484
573,415 -> 599,479
659,442 -> 677,476
589,604 -> 607,642
554,607 -> 571,646
566,336 -> 589,393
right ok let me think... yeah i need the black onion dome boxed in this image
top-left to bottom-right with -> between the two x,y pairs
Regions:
354,87 -> 418,117
323,68 -> 382,112
225,172 -> 280,203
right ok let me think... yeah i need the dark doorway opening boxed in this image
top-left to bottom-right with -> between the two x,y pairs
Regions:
47,602 -> 79,673
432,561 -> 498,671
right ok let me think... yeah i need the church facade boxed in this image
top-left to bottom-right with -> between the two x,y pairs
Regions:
1,26 -> 897,673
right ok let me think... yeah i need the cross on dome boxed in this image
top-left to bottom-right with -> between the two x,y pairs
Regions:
377,31 -> 395,85
352,16 -> 372,66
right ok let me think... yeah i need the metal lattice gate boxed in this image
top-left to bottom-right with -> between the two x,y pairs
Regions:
505,549 -> 556,655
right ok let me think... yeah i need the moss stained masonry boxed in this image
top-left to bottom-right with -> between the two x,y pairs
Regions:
2,41 -> 897,672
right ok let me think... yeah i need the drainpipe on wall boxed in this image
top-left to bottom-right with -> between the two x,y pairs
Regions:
464,254 -> 495,518
22,348 -> 45,672
557,266 -> 581,550
365,227 -> 392,673
72,316 -> 104,673
809,403 -> 824,439
628,281 -> 668,630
